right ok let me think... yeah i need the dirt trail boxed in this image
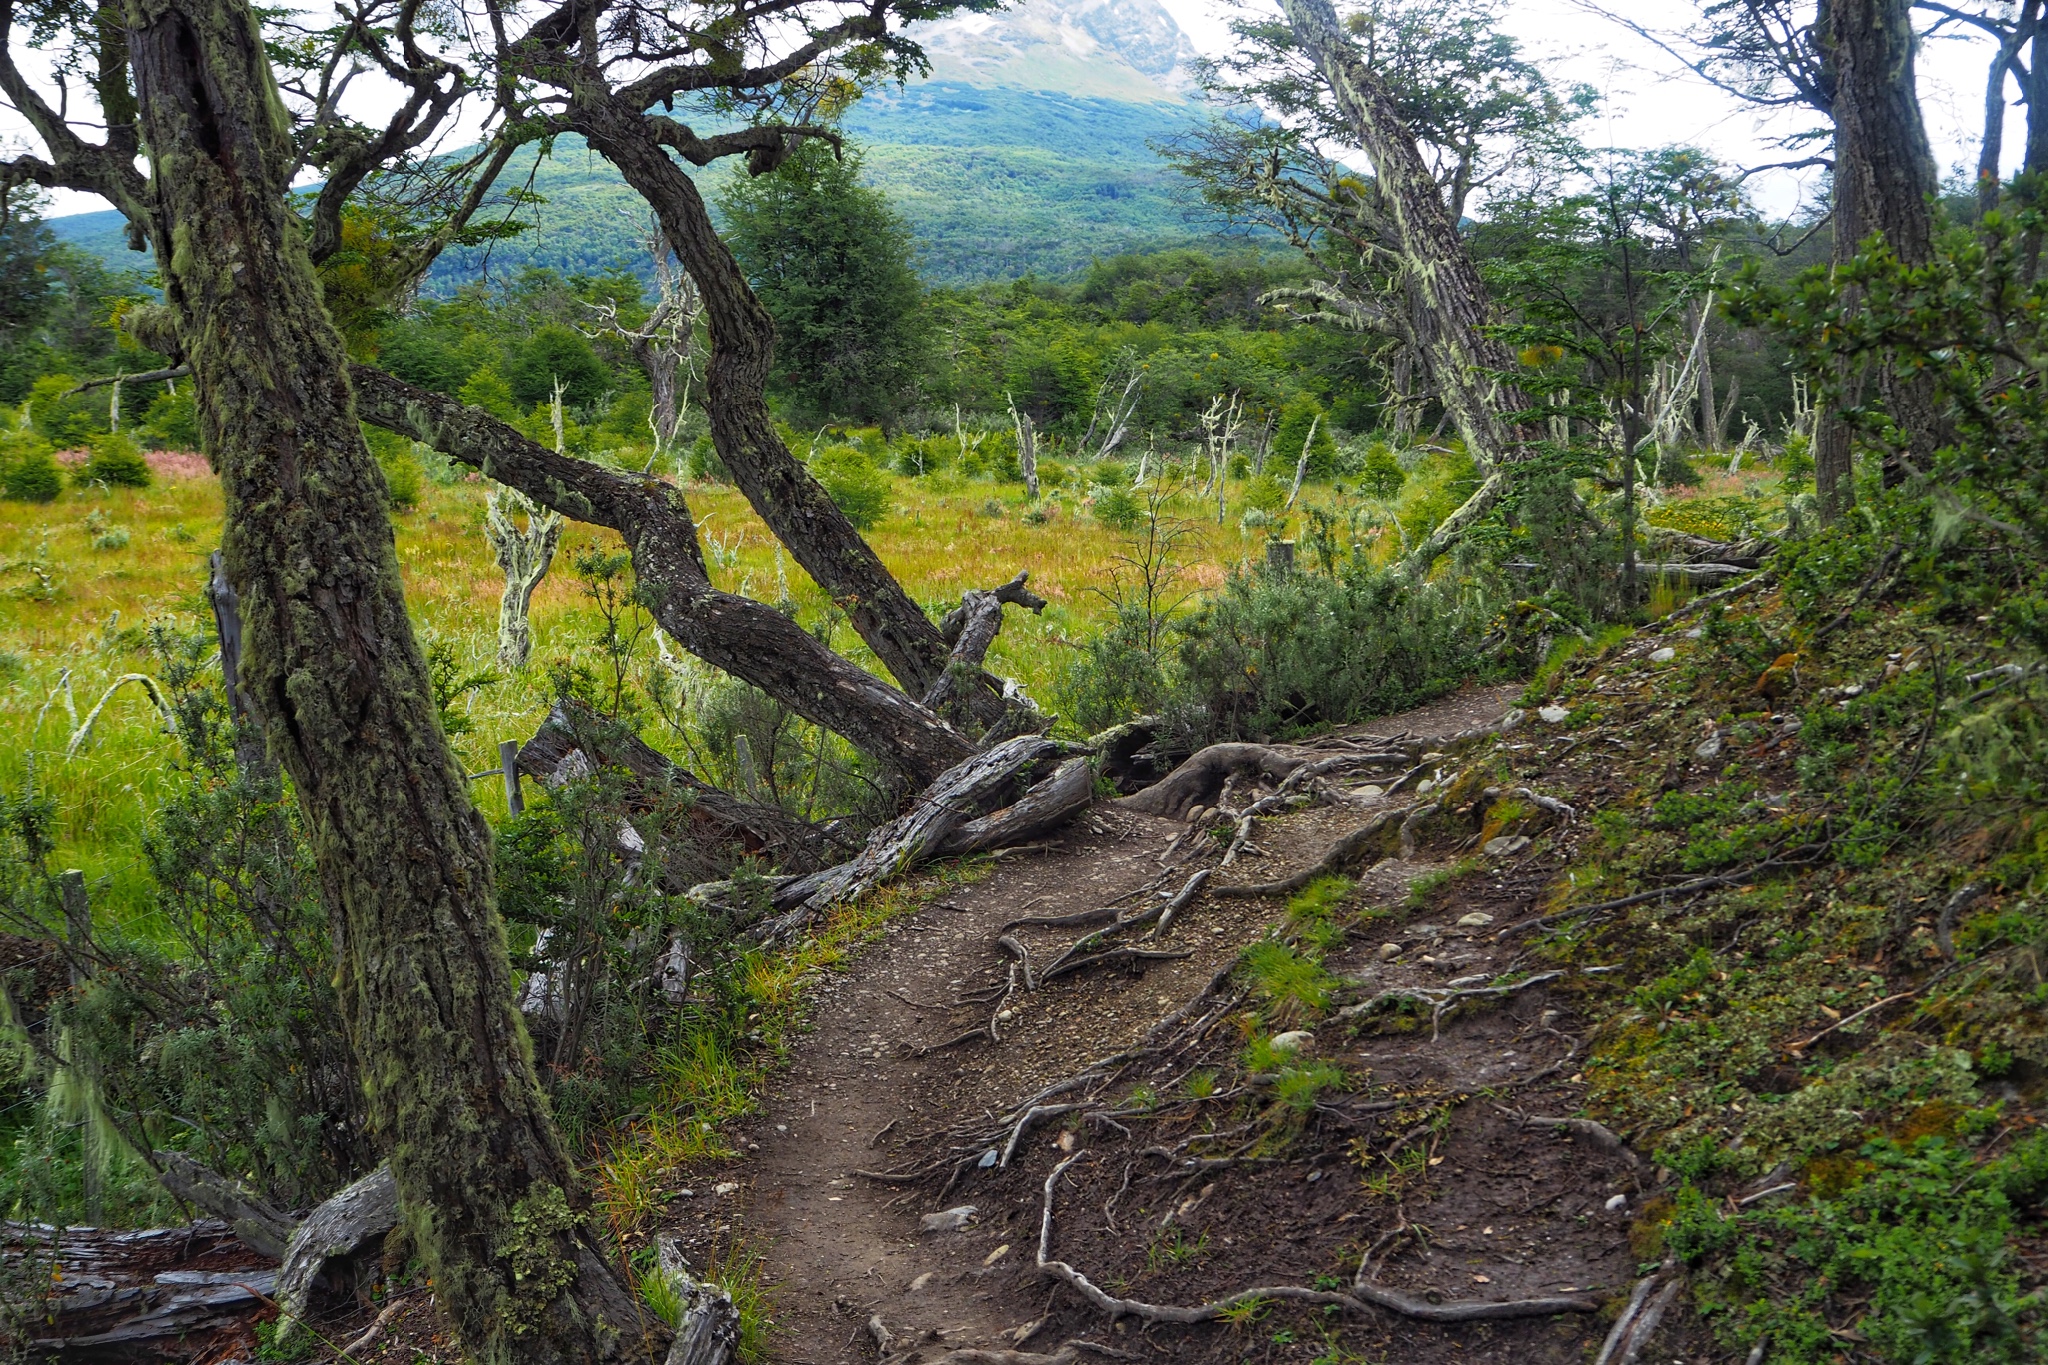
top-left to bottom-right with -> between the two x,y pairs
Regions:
663,684 -> 1654,1364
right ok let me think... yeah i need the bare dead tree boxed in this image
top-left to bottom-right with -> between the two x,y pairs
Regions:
585,214 -> 706,474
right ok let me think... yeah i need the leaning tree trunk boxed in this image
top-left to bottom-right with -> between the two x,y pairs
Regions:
1828,0 -> 1946,492
567,91 -> 951,699
1279,0 -> 1531,579
122,1 -> 660,1360
350,366 -> 975,785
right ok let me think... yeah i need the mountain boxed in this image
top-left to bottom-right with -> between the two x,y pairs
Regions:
46,0 -> 1237,287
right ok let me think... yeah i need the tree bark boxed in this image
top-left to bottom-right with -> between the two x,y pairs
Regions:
1827,0 -> 1945,489
122,1 -> 659,1359
565,92 -> 952,698
1279,0 -> 1529,476
349,365 -> 974,785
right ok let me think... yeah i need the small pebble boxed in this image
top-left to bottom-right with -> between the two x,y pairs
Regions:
1269,1030 -> 1316,1055
713,1182 -> 738,1196
909,1272 -> 935,1291
1605,1194 -> 1628,1212
1649,646 -> 1676,663
1456,912 -> 1495,928
1379,943 -> 1402,961
1538,704 -> 1570,723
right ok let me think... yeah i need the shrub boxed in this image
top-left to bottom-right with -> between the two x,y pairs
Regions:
1171,564 -> 1484,741
811,444 -> 892,529
1655,446 -> 1702,487
27,375 -> 105,447
1243,472 -> 1286,514
458,363 -> 521,421
1273,398 -> 1338,481
363,425 -> 422,510
1779,431 -> 1815,490
1092,485 -> 1141,531
686,432 -> 732,483
82,430 -> 152,487
1360,442 -> 1406,500
3,448 -> 62,502
138,385 -> 201,449
510,324 -> 611,408
1057,606 -> 1171,734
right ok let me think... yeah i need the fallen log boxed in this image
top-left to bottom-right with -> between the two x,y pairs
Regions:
152,1151 -> 294,1260
273,1164 -> 399,1344
516,699 -> 845,879
3,1219 -> 275,1361
748,739 -> 1097,940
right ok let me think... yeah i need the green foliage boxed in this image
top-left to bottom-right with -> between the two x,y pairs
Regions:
1359,442 -> 1406,500
1090,484 -> 1141,531
510,324 -> 610,409
27,374 -> 105,447
1171,564 -> 1485,742
1241,939 -> 1335,1027
137,385 -> 200,450
1670,1136 -> 2047,1363
362,425 -> 422,511
719,142 -> 929,424
1056,604 -> 1172,734
1242,473 -> 1286,515
81,430 -> 150,487
810,444 -> 893,530
458,363 -> 521,421
1273,398 -> 1338,481
2,445 -> 61,502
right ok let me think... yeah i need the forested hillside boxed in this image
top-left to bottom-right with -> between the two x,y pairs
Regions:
0,0 -> 2045,1362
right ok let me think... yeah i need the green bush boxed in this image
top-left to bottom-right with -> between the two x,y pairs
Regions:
1091,485 -> 1141,531
1273,397 -> 1338,481
27,375 -> 105,447
138,385 -> 201,449
458,363 -> 521,421
510,324 -> 611,408
1360,442 -> 1406,500
363,425 -> 422,510
1243,472 -> 1286,514
1171,564 -> 1484,740
82,430 -> 152,487
686,433 -> 732,483
1056,606 -> 1171,733
3,448 -> 62,502
811,444 -> 893,530
1656,445 -> 1703,487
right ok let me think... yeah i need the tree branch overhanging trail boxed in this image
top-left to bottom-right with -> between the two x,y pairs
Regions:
562,89 -> 959,703
348,364 -> 976,785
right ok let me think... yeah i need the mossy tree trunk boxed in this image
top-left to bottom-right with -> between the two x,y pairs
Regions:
121,0 -> 658,1359
1278,0 -> 1530,476
1827,0 -> 1945,491
566,91 -> 952,700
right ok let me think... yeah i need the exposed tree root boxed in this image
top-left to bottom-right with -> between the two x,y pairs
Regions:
1215,805 -> 1416,898
1118,744 -> 1315,820
1342,971 -> 1563,1041
1035,1153 -> 1597,1326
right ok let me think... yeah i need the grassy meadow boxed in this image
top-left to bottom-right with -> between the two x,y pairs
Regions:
0,449 -> 1785,931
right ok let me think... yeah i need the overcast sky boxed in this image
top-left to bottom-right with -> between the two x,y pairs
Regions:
1159,0 -> 2009,219
13,0 -> 2015,223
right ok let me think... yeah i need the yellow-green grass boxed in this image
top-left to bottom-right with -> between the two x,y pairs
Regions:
0,469 -> 1265,924
0,459 -> 1784,927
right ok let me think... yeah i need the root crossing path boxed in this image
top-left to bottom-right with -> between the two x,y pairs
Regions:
660,686 -> 1649,1365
